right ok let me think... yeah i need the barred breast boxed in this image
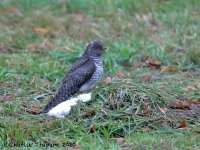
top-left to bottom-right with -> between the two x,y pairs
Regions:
79,57 -> 103,92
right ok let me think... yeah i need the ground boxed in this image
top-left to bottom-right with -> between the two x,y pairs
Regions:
0,0 -> 200,149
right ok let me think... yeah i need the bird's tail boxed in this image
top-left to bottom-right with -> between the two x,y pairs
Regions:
34,73 -> 82,114
40,83 -> 78,113
41,92 -> 70,113
29,95 -> 66,115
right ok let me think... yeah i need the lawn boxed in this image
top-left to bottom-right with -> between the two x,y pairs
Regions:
0,0 -> 200,149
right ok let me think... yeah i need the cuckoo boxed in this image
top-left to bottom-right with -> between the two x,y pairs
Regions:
40,40 -> 106,114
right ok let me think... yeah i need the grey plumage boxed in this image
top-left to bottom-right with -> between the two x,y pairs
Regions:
41,40 -> 106,113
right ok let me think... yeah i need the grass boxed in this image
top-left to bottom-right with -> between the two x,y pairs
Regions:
0,0 -> 200,149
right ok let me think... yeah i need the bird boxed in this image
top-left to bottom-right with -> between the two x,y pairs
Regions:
40,40 -> 106,114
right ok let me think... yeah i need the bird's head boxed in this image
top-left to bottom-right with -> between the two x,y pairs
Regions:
85,40 -> 106,57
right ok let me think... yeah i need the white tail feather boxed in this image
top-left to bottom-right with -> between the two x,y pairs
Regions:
47,93 -> 91,118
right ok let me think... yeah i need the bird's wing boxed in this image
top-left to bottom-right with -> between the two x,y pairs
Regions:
62,57 -> 96,85
42,58 -> 96,113
65,57 -> 90,75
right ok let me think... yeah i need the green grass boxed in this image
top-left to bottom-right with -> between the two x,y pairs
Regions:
0,0 -> 200,149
